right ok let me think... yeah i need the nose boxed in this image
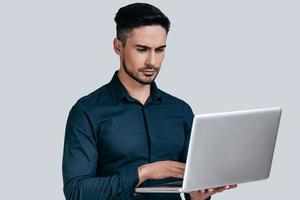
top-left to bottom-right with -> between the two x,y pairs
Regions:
146,50 -> 156,66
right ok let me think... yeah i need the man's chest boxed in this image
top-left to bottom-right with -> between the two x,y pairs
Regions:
94,106 -> 186,168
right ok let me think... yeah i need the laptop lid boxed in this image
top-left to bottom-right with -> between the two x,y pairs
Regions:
182,107 -> 282,192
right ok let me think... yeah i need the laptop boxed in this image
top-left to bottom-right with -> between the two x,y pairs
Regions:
135,107 -> 282,194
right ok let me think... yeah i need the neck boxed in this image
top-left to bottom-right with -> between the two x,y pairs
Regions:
117,68 -> 151,105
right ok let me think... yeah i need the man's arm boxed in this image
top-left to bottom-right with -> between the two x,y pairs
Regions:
62,105 -> 139,200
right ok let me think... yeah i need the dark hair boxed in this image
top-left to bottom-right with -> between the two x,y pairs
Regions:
114,3 -> 170,45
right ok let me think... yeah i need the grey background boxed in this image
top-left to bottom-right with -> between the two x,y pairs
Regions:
0,0 -> 299,199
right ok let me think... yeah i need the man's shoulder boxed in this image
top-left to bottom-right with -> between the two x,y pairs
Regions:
72,83 -> 111,111
159,89 -> 188,105
159,89 -> 193,112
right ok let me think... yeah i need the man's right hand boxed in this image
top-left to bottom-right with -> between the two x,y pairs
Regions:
136,161 -> 185,186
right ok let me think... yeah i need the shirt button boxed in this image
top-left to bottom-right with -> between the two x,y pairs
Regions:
133,192 -> 143,199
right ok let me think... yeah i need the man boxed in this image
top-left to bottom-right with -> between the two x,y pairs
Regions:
62,3 -> 236,200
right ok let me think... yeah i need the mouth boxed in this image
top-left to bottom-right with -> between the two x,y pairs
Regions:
142,70 -> 156,76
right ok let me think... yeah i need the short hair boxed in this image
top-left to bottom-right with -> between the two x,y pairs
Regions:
114,3 -> 170,45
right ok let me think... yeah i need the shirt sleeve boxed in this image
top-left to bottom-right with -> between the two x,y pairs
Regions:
62,104 -> 139,200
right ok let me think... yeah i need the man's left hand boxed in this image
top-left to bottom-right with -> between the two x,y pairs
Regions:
189,184 -> 237,200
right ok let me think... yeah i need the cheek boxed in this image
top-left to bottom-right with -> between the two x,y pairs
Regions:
126,51 -> 147,66
157,53 -> 165,65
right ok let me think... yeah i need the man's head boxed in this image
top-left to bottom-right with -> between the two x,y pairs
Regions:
114,3 -> 170,46
113,3 -> 170,85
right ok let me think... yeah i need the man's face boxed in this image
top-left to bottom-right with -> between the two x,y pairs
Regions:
119,25 -> 167,85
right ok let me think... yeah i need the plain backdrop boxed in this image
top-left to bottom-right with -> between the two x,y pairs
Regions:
0,0 -> 299,199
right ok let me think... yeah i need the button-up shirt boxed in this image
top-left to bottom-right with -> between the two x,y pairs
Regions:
62,71 -> 196,200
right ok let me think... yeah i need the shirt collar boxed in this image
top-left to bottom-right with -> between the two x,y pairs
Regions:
109,70 -> 162,104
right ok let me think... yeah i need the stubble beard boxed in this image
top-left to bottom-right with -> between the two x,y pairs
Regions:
122,57 -> 160,85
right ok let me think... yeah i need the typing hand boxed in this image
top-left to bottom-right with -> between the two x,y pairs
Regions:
137,161 -> 185,186
189,184 -> 237,200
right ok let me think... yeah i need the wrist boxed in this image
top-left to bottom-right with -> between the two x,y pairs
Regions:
137,164 -> 148,186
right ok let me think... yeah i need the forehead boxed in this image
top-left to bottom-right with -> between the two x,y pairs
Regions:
126,25 -> 167,47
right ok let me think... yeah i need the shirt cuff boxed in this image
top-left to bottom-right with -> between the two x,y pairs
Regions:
119,167 -> 140,197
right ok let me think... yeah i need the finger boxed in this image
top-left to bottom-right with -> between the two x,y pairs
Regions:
168,164 -> 185,171
215,185 -> 237,193
169,171 -> 184,178
167,164 -> 185,173
167,161 -> 186,169
207,188 -> 214,193
205,186 -> 225,194
222,184 -> 237,190
229,184 -> 237,189
207,188 -> 220,196
168,167 -> 185,174
215,187 -> 227,193
214,185 -> 230,191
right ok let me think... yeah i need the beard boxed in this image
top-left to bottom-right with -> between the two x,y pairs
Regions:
122,57 -> 160,85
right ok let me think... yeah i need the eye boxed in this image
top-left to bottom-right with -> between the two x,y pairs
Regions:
155,48 -> 165,53
137,48 -> 147,53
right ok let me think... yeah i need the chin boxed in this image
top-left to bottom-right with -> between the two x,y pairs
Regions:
138,77 -> 155,85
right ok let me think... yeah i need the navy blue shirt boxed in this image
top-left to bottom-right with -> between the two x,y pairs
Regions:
62,71 -> 196,200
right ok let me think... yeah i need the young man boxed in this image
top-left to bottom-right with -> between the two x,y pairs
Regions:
62,3 -> 236,200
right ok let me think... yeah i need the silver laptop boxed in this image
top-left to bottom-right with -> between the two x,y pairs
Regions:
135,107 -> 282,193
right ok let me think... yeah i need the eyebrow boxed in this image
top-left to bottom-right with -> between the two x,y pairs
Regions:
135,44 -> 167,50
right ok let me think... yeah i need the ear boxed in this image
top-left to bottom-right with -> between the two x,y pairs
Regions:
113,38 -> 122,55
